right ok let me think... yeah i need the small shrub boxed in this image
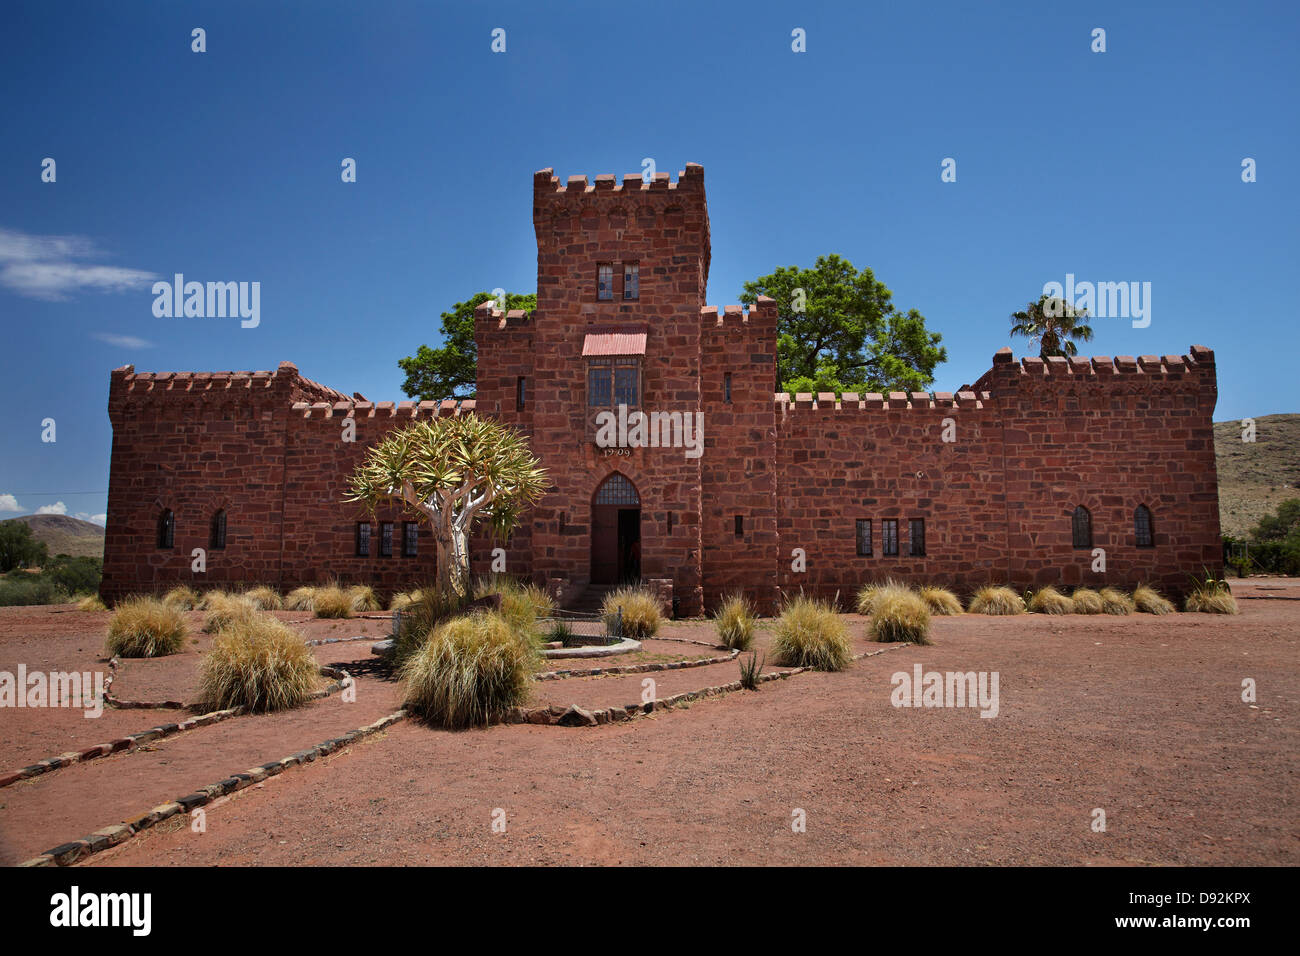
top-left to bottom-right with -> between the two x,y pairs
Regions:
1133,584 -> 1175,615
202,593 -> 260,633
242,586 -> 283,611
1185,583 -> 1239,614
1027,586 -> 1074,615
600,586 -> 663,640
918,586 -> 962,616
739,651 -> 765,690
546,620 -> 575,645
161,585 -> 199,610
714,593 -> 756,650
968,585 -> 1026,615
391,587 -> 468,663
399,611 -> 536,728
855,583 -> 879,615
348,584 -> 381,612
284,586 -> 318,611
197,589 -> 229,610
389,589 -> 422,611
475,576 -> 554,639
77,593 -> 107,611
1070,588 -> 1104,614
870,584 -> 932,644
0,575 -> 69,607
771,596 -> 852,671
1099,587 -> 1134,615
105,596 -> 187,658
313,586 -> 355,619
197,615 -> 319,712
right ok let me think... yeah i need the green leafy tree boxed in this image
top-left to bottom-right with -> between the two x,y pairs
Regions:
1249,498 -> 1300,543
398,291 -> 537,402
1009,294 -> 1095,358
739,254 -> 946,395
345,416 -> 549,600
0,521 -> 49,573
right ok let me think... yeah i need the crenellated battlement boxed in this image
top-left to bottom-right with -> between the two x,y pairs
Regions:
533,163 -> 706,196
993,344 -> 1214,379
292,399 -> 476,420
472,303 -> 533,329
701,297 -> 778,329
776,390 -> 990,412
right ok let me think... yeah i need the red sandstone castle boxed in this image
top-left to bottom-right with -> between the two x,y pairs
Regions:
102,164 -> 1223,612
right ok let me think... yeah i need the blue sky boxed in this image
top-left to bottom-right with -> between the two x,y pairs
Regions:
1,0 -> 1296,525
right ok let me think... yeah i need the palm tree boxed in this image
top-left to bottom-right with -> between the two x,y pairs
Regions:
1009,294 -> 1095,357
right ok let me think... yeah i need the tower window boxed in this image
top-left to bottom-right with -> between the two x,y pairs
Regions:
909,518 -> 926,556
587,358 -> 640,407
856,519 -> 872,556
1134,505 -> 1154,548
356,522 -> 371,557
597,263 -> 614,300
724,371 -> 732,404
623,262 -> 639,300
734,515 -> 744,537
882,519 -> 899,557
210,510 -> 227,550
157,509 -> 175,550
1072,506 -> 1093,549
380,522 -> 394,557
516,376 -> 527,410
403,521 -> 419,557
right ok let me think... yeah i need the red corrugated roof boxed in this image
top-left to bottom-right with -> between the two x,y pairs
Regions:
582,327 -> 647,356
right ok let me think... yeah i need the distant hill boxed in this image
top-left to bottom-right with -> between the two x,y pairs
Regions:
1,514 -> 105,559
1214,413 -> 1300,538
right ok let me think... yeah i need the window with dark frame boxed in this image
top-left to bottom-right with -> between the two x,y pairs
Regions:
667,512 -> 674,534
734,515 -> 744,537
157,509 -> 174,549
587,358 -> 639,407
210,510 -> 227,550
623,262 -> 639,300
516,376 -> 526,410
597,263 -> 614,300
380,522 -> 394,557
724,371 -> 732,403
856,519 -> 872,557
1134,505 -> 1154,548
1072,506 -> 1093,549
356,522 -> 371,557
909,518 -> 926,556
402,521 -> 418,557
882,519 -> 899,557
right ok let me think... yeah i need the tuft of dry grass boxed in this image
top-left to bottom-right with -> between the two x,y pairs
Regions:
1027,586 -> 1074,615
389,589 -> 422,611
1070,588 -> 1104,614
312,586 -> 355,619
475,576 -> 555,639
242,586 -> 283,611
161,585 -> 199,610
714,593 -> 757,650
856,583 -> 879,615
869,584 -> 932,644
1133,584 -> 1175,615
202,593 -> 260,633
399,611 -> 536,728
105,596 -> 188,657
1185,584 -> 1239,614
918,585 -> 962,616
77,593 -> 107,611
1099,587 -> 1135,615
197,615 -> 319,712
347,584 -> 381,612
968,585 -> 1026,615
600,586 -> 663,640
197,589 -> 230,610
284,586 -> 318,611
771,595 -> 852,671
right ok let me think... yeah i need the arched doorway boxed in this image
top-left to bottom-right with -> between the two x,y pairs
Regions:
591,473 -> 641,585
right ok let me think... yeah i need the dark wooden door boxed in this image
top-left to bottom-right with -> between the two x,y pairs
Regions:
591,504 -> 619,584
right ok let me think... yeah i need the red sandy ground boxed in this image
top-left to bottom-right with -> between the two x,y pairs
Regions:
1,582 -> 1297,866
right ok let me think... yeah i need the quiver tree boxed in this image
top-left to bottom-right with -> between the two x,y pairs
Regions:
345,415 -> 548,601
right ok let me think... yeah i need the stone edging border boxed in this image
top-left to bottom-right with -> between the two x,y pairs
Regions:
510,642 -> 913,726
18,709 -> 408,867
535,648 -> 740,682
0,666 -> 352,791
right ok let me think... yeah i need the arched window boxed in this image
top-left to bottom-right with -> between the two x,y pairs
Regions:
1134,505 -> 1154,548
210,510 -> 227,550
157,509 -> 175,549
594,473 -> 640,505
1071,506 -> 1092,549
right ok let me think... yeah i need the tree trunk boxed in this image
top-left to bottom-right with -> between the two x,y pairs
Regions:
434,527 -> 470,602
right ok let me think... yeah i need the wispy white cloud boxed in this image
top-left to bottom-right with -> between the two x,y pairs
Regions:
0,493 -> 20,512
92,332 -> 154,349
74,511 -> 107,526
35,501 -> 67,515
0,227 -> 156,301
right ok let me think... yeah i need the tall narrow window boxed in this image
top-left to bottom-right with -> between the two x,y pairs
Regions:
1134,505 -> 1154,548
856,519 -> 872,557
588,359 -> 639,407
613,359 -> 639,406
402,521 -> 418,557
157,509 -> 175,549
667,512 -> 674,534
356,522 -> 371,557
588,362 -> 612,406
597,263 -> 614,300
909,518 -> 926,556
516,376 -> 527,410
380,522 -> 394,558
623,262 -> 639,299
882,519 -> 899,557
1072,506 -> 1092,549
724,371 -> 732,404
734,515 -> 744,537
210,510 -> 227,550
